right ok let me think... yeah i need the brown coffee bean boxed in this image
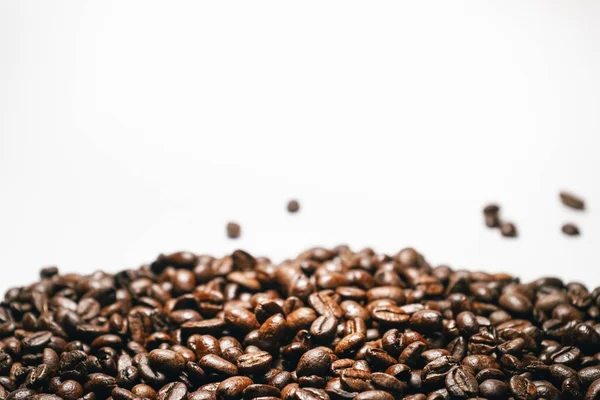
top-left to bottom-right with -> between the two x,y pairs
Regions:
355,390 -> 395,400
500,222 -> 518,237
499,293 -> 532,316
216,376 -> 253,400
509,375 -> 537,400
310,315 -> 338,342
55,380 -> 83,400
371,372 -> 406,395
237,351 -> 273,375
334,333 -> 365,358
340,368 -> 372,391
562,223 -> 580,236
445,367 -> 478,398
287,200 -> 300,213
409,310 -> 443,333
479,379 -> 509,400
483,204 -> 500,228
586,379 -> 600,400
198,354 -> 238,376
148,349 -> 186,375
226,222 -> 241,239
560,191 -> 585,210
296,347 -> 335,377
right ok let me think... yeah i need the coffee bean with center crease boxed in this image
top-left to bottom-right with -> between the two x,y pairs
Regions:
237,351 -> 272,375
157,381 -> 188,400
445,367 -> 478,398
509,375 -> 537,400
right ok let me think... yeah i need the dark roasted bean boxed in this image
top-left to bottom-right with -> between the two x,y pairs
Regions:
509,375 -> 537,400
226,222 -> 241,239
445,367 -> 478,398
560,191 -> 585,210
287,200 -> 300,213
562,223 -> 580,236
479,379 -> 509,400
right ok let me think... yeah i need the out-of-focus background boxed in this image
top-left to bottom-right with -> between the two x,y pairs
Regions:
1,1 -> 599,293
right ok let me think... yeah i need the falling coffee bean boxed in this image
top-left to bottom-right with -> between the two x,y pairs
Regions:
560,191 -> 585,210
562,223 -> 580,236
226,222 -> 241,239
287,200 -> 300,213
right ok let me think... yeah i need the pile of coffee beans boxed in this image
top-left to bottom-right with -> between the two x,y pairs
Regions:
1,247 -> 599,400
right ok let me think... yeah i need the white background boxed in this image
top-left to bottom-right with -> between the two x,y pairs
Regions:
1,1 -> 599,295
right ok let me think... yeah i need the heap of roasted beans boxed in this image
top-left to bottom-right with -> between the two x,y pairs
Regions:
1,247 -> 599,400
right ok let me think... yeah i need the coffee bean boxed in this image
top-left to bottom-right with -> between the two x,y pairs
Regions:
237,351 -> 273,375
587,379 -> 600,400
296,347 -> 335,377
340,368 -> 372,391
334,333 -> 365,358
483,204 -> 500,228
500,222 -> 518,237
499,293 -> 532,316
226,222 -> 241,239
479,378 -> 509,399
509,375 -> 537,400
409,310 -> 443,333
355,390 -> 395,400
562,223 -> 580,236
310,315 -> 338,342
148,349 -> 186,375
560,191 -> 585,210
445,367 -> 478,398
216,376 -> 253,400
287,200 -> 300,213
198,354 -> 238,376
371,372 -> 406,395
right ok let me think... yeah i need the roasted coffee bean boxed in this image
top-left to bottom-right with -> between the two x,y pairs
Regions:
445,367 -> 478,398
456,311 -> 479,336
148,349 -> 186,375
499,293 -> 532,316
371,372 -> 406,395
562,223 -> 580,236
198,354 -> 238,376
588,379 -> 600,400
340,368 -> 372,391
509,375 -> 537,400
334,333 -> 365,358
479,379 -> 509,400
216,376 -> 253,400
409,310 -> 443,333
237,351 -> 273,375
287,200 -> 300,213
500,222 -> 518,238
355,390 -> 395,400
296,347 -> 335,377
310,315 -> 338,342
560,191 -> 585,210
226,222 -> 241,239
483,204 -> 500,228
